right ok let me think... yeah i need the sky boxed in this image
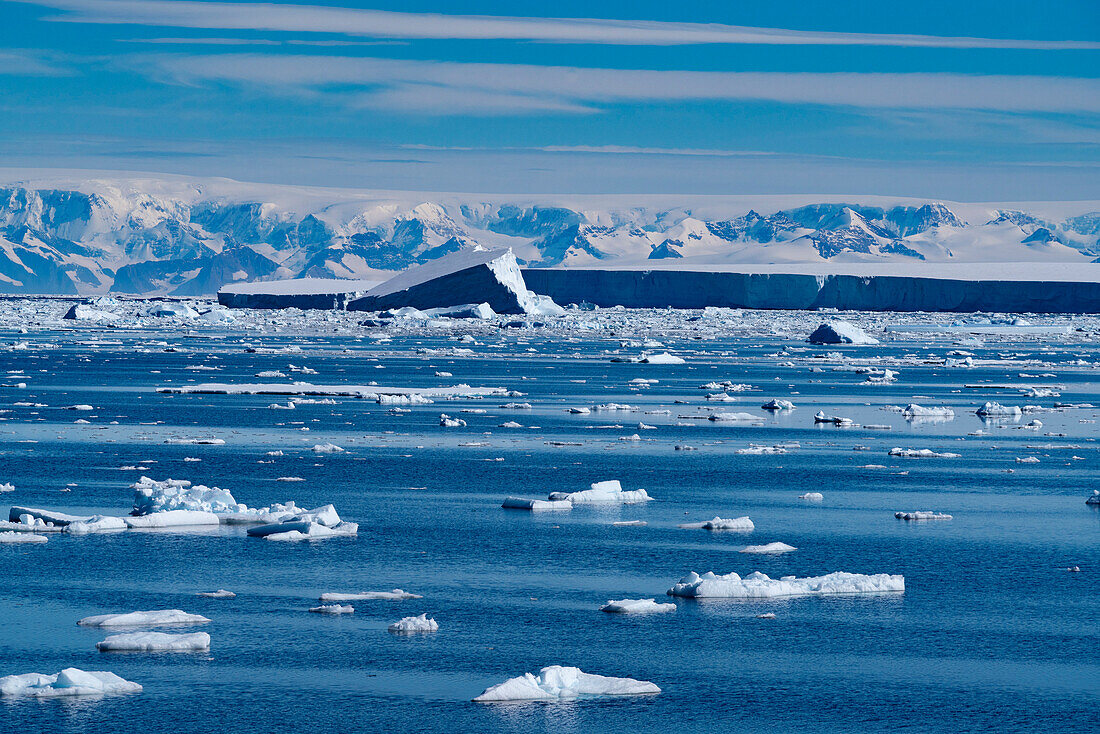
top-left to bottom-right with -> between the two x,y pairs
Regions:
0,0 -> 1097,200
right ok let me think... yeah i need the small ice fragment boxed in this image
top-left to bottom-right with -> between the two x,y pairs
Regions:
388,613 -> 438,633
309,604 -> 354,615
599,598 -> 676,614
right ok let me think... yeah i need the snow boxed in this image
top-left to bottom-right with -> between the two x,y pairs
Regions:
0,668 -> 142,697
547,480 -> 652,505
309,604 -> 354,615
95,631 -> 210,652
319,590 -> 422,602
77,610 -> 211,627
599,598 -> 676,614
809,321 -> 879,345
740,542 -> 798,554
0,531 -> 48,543
667,570 -> 904,598
895,511 -> 953,521
473,665 -> 660,702
388,613 -> 438,633
888,448 -> 961,458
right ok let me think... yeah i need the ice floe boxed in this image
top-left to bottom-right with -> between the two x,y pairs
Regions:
667,570 -> 904,598
473,665 -> 660,702
799,492 -> 824,501
502,497 -> 573,511
808,321 -> 879,345
0,531 -> 48,543
319,589 -> 422,602
388,613 -> 438,633
888,448 -> 961,458
0,668 -> 142,697
679,516 -> 755,531
197,589 -> 235,599
761,399 -> 795,411
547,480 -> 652,505
976,401 -> 1023,418
740,542 -> 797,554
309,604 -> 354,615
895,511 -> 953,521
77,610 -> 211,627
599,598 -> 676,614
96,631 -> 210,652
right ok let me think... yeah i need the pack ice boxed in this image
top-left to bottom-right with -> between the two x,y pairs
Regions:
0,668 -> 142,697
667,571 -> 904,598
473,666 -> 661,702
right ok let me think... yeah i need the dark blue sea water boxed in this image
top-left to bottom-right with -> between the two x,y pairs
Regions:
1,327 -> 1097,732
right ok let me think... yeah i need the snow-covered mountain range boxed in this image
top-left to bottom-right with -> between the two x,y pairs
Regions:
1,171 -> 1098,295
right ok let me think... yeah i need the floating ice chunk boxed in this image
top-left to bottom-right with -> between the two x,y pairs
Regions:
901,404 -> 955,419
378,392 -> 432,405
814,411 -> 853,426
473,666 -> 660,702
250,519 -> 358,541
600,598 -> 676,614
439,414 -> 467,427
388,613 -> 438,633
65,515 -> 128,535
736,445 -> 787,455
740,542 -> 797,554
5,508 -> 83,528
1015,456 -> 1040,464
679,516 -> 754,531
808,321 -> 879,345
0,668 -> 141,697
567,407 -> 591,414
62,304 -> 120,323
1087,491 -> 1100,506
320,589 -> 422,602
708,412 -> 765,423
309,604 -> 354,615
498,421 -> 523,428
311,443 -> 345,453
144,303 -> 198,319
502,497 -> 573,511
976,402 -> 1022,417
78,610 -> 210,627
669,570 -> 903,598
548,480 -> 652,505
96,631 -> 210,652
799,492 -> 824,501
895,511 -> 953,521
0,532 -> 47,543
68,404 -> 94,411
196,590 -> 235,599
888,448 -> 961,459
761,399 -> 795,411
640,352 -> 684,365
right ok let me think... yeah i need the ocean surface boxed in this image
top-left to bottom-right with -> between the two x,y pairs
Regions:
1,322 -> 1097,733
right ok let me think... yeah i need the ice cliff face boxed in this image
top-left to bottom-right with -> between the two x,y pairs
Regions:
0,176 -> 1096,295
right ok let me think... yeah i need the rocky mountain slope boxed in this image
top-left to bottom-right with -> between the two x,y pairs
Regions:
1,173 -> 1097,295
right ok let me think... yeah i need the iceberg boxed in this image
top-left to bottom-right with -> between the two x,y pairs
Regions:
547,480 -> 652,505
95,631 -> 210,652
640,352 -> 684,365
1087,491 -> 1100,506
814,411 -> 853,426
77,610 -> 211,627
667,570 -> 904,598
0,668 -> 142,697
708,412 -> 765,423
388,613 -> 438,633
65,515 -> 128,535
124,510 -> 220,528
761,399 -> 795,411
740,542 -> 798,554
197,589 -> 235,599
599,598 -> 676,614
976,401 -> 1023,417
901,404 -> 955,419
800,492 -> 824,501
319,590 -> 422,602
348,248 -> 561,316
501,497 -> 573,511
473,665 -> 660,702
62,304 -> 120,323
808,321 -> 880,345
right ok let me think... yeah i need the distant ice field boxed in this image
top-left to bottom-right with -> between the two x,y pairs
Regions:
0,302 -> 1097,733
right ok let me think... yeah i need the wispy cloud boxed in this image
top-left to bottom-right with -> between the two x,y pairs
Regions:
0,50 -> 71,76
23,0 -> 1100,49
139,54 -> 1100,115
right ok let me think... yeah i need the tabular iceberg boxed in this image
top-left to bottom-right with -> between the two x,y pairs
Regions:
473,665 -> 661,702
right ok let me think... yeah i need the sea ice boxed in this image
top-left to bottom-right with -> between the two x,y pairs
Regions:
641,352 -> 685,364
667,570 -> 904,598
95,631 -> 210,652
319,590 -> 422,602
740,542 -> 797,554
473,665 -> 660,702
888,448 -> 961,458
679,516 -> 755,531
599,598 -> 676,614
761,399 -> 795,411
808,321 -> 879,345
0,532 -> 48,543
197,590 -> 235,599
77,610 -> 211,627
388,613 -> 438,633
309,604 -> 354,615
799,492 -> 825,501
547,480 -> 652,504
501,497 -> 573,511
895,511 -> 953,520
0,668 -> 142,697
976,402 -> 1023,417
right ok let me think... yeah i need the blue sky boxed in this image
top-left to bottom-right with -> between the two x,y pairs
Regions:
0,0 -> 1097,199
